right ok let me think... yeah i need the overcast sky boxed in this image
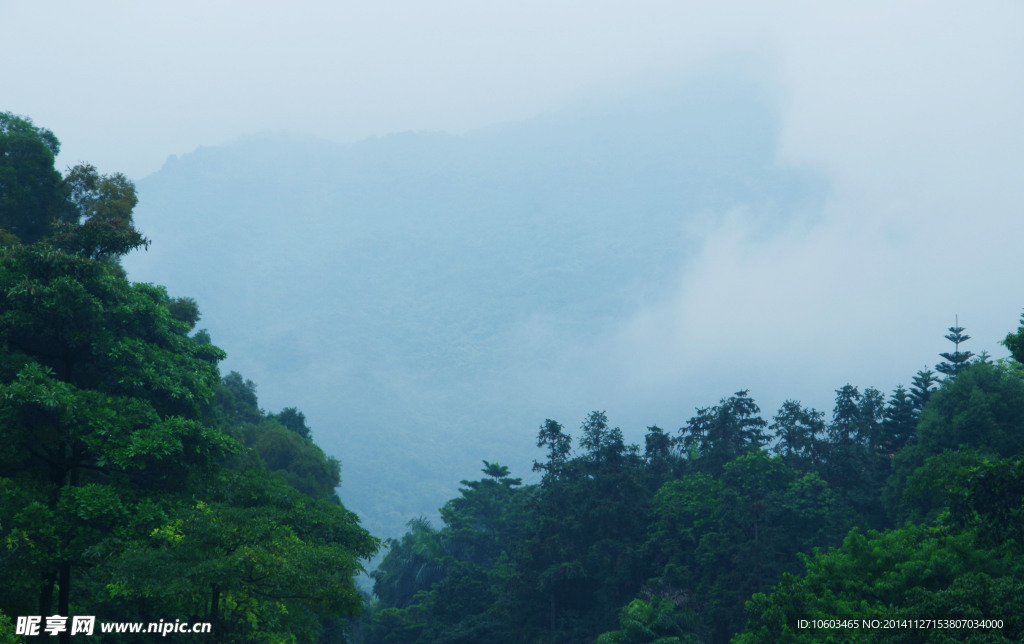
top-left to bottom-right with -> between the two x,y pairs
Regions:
5,0 -> 1024,412
3,3 -> 1015,175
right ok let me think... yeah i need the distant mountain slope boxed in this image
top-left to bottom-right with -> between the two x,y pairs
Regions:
123,77 -> 827,539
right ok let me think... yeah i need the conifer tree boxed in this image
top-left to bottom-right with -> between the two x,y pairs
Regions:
882,384 -> 916,453
858,387 -> 886,447
909,368 -> 938,414
829,384 -> 861,444
936,316 -> 974,377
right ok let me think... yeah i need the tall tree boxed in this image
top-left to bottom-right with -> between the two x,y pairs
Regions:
827,384 -> 861,444
769,400 -> 825,470
936,316 -> 975,377
823,385 -> 889,528
881,384 -> 916,453
534,418 -> 572,481
0,244 -> 234,635
1,115 -> 147,260
50,163 -> 148,261
0,116 -> 378,643
888,360 -> 1024,522
579,410 -> 627,467
680,391 -> 767,472
0,112 -> 68,244
909,367 -> 938,415
643,425 -> 677,482
643,425 -> 672,462
857,386 -> 886,448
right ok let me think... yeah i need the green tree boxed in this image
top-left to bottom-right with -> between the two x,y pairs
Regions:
820,384 -> 889,529
216,371 -> 262,426
270,406 -> 312,438
909,368 -> 938,415
888,361 -> 1024,521
643,425 -> 672,462
646,453 -> 850,643
0,117 -> 378,643
512,413 -> 651,642
680,391 -> 767,472
858,387 -> 886,448
0,112 -> 67,244
936,317 -> 975,378
104,469 -> 377,643
596,597 -> 701,644
770,400 -> 825,470
643,425 -> 677,483
243,416 -> 342,501
50,163 -> 148,261
946,456 -> 1024,548
439,461 -> 525,566
915,361 -> 1024,458
360,462 -> 531,644
166,296 -> 201,331
0,243 -> 234,634
881,384 -> 916,454
533,418 -> 572,481
895,448 -> 990,523
738,523 -> 1024,643
579,411 -> 628,468
0,613 -> 19,644
1003,311 -> 1024,362
371,518 -> 446,610
828,384 -> 861,444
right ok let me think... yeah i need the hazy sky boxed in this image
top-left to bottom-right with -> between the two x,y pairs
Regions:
4,3 -> 1015,173
6,1 -> 1024,533
5,1 -> 1024,407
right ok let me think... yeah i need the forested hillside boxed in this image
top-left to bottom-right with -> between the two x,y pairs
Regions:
5,107 -> 1023,644
0,113 -> 378,643
356,322 -> 1024,642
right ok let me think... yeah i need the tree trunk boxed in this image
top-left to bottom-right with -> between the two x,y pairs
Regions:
210,583 -> 220,631
58,561 -> 71,644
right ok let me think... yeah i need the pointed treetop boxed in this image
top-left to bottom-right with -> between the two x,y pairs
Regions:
936,315 -> 975,377
910,368 -> 938,413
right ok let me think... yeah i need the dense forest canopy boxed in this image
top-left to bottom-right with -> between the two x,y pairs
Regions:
353,323 -> 1024,643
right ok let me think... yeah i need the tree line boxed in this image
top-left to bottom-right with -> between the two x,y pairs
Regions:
355,322 -> 1024,642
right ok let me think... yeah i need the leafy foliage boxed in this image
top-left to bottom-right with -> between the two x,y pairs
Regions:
364,317 -> 1024,643
0,112 -> 66,244
739,523 -> 1024,643
597,598 -> 702,644
0,114 -> 377,644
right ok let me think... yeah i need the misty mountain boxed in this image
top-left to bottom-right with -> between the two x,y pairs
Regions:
123,79 -> 827,539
